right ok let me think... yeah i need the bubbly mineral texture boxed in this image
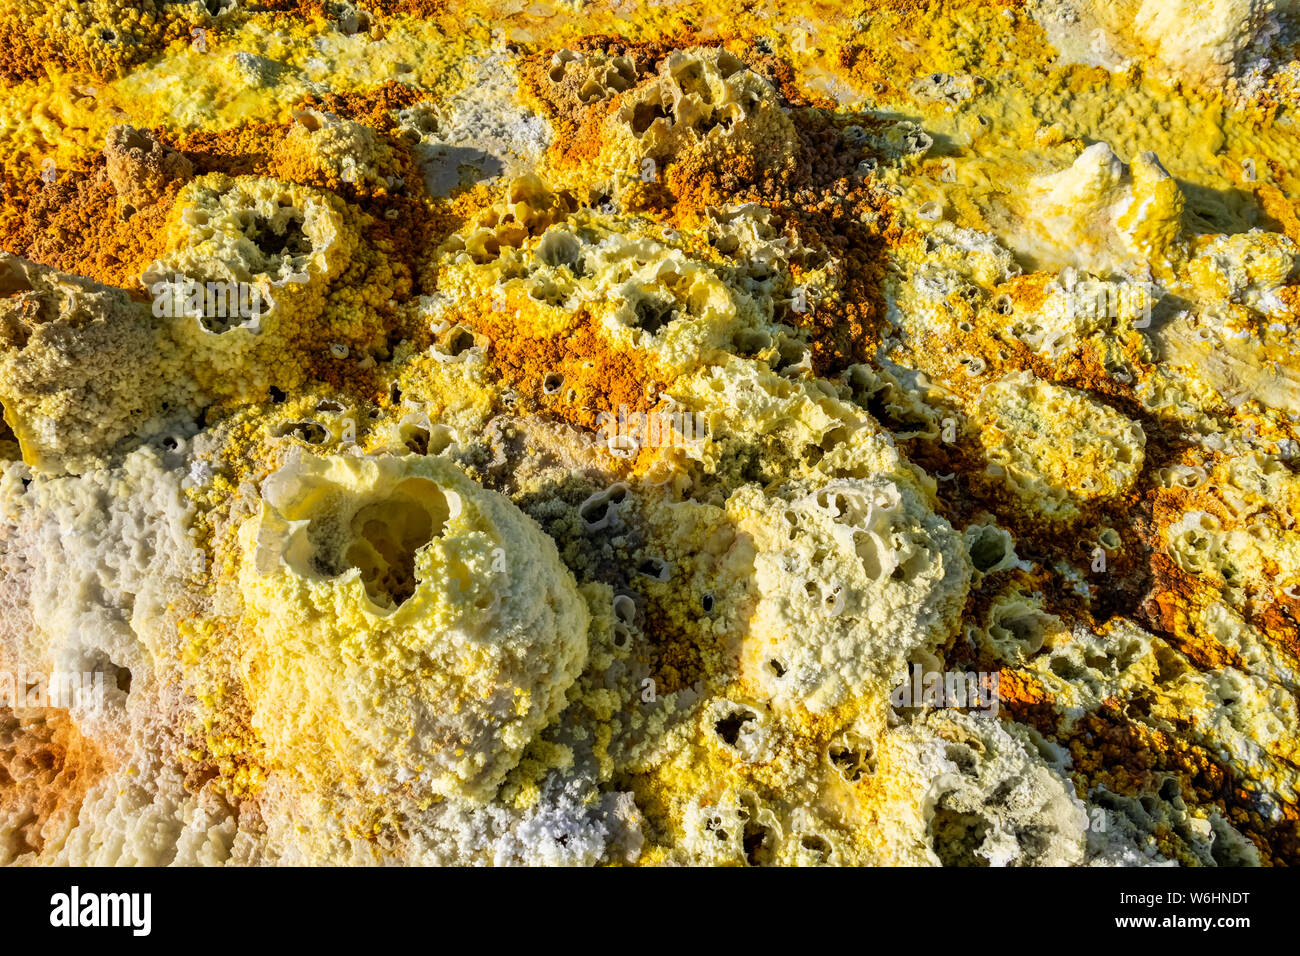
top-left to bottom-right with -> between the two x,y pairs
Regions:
0,0 -> 1299,867
238,452 -> 589,809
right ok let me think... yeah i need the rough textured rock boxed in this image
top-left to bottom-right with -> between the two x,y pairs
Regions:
0,0 -> 1297,867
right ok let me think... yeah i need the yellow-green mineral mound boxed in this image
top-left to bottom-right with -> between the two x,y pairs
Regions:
1,0 -> 1299,868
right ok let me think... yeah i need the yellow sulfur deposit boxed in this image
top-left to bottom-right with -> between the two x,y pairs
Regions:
238,452 -> 589,810
0,0 -> 1299,869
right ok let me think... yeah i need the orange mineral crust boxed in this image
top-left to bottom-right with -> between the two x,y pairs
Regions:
0,0 -> 1298,867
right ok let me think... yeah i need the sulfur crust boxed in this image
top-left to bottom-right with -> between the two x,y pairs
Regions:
235,452 -> 589,810
973,371 -> 1147,523
0,0 -> 1299,867
0,255 -> 194,474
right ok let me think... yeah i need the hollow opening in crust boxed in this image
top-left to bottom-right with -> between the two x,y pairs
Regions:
340,478 -> 453,609
929,803 -> 991,867
246,211 -> 311,262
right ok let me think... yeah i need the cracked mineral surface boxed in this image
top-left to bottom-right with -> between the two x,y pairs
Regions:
0,0 -> 1298,867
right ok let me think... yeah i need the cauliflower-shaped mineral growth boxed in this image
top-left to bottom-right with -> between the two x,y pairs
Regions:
0,0 -> 1298,869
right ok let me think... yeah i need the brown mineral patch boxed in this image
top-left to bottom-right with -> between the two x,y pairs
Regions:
457,297 -> 666,434
997,666 -> 1052,704
777,192 -> 898,375
1071,706 -> 1225,801
295,83 -> 432,133
1247,596 -> 1300,665
368,0 -> 450,15
746,50 -> 833,110
174,124 -> 291,179
0,708 -> 106,861
1001,672 -> 1298,863
0,155 -> 178,289
1255,182 -> 1300,245
1147,570 -> 1250,673
256,0 -> 450,20
0,1 -> 191,84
